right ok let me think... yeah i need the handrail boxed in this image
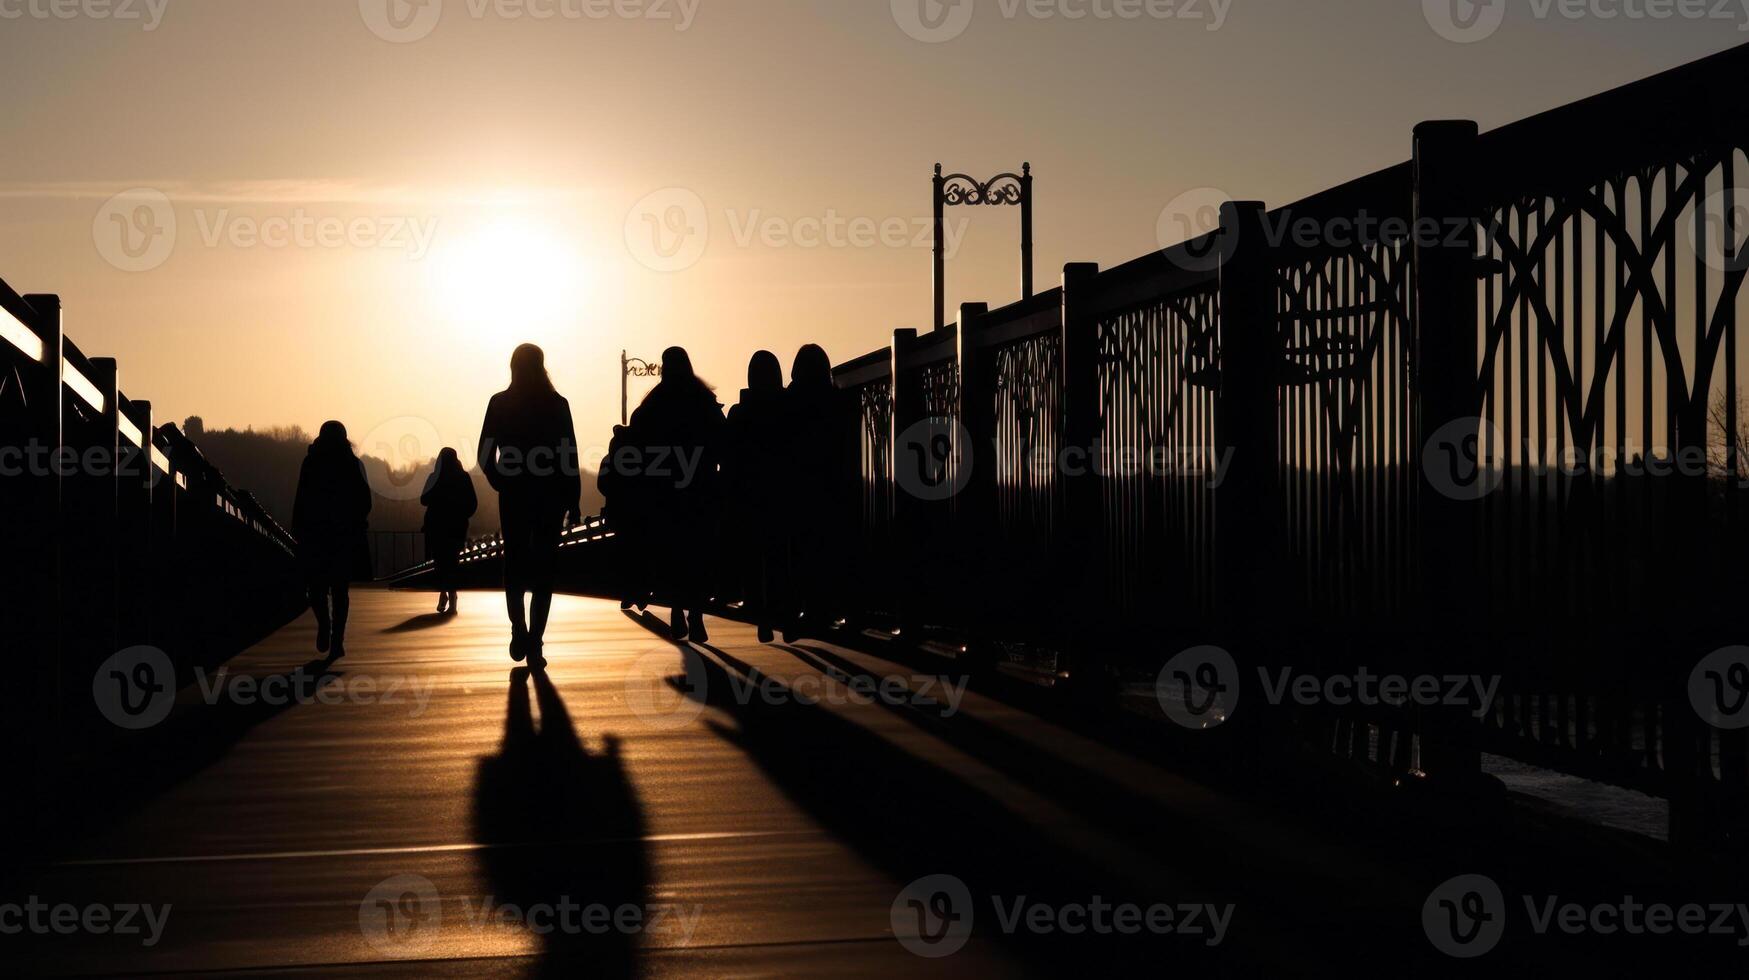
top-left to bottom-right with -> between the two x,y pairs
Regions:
0,295 -> 42,363
974,287 -> 1061,349
902,325 -> 957,369
1474,41 -> 1749,207
834,347 -> 891,388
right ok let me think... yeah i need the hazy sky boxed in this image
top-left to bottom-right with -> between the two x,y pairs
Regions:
0,0 -> 1738,466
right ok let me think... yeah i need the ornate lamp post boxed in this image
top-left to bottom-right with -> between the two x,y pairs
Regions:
933,162 -> 1033,331
621,350 -> 662,424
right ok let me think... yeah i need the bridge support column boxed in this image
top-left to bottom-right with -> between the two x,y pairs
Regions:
1412,120 -> 1488,790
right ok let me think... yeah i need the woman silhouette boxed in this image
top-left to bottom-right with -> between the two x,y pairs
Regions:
627,347 -> 724,642
723,351 -> 786,642
420,447 -> 478,614
781,344 -> 856,641
478,344 -> 582,667
292,421 -> 371,660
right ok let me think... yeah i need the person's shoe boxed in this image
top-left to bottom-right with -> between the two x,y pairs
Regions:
328,639 -> 345,661
688,615 -> 709,644
670,609 -> 688,641
528,640 -> 547,670
620,598 -> 634,611
757,625 -> 775,644
315,620 -> 331,654
436,593 -> 449,614
510,630 -> 528,662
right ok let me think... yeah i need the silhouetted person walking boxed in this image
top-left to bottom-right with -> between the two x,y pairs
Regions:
478,344 -> 583,669
627,347 -> 723,642
293,421 -> 371,660
781,344 -> 857,641
723,351 -> 787,642
599,423 -> 651,613
421,447 -> 478,614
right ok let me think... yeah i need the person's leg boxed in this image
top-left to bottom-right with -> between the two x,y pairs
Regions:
527,506 -> 561,637
329,580 -> 351,657
309,582 -> 332,653
501,502 -> 532,659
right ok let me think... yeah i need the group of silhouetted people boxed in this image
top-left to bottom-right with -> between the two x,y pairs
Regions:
601,344 -> 857,644
289,341 -> 855,666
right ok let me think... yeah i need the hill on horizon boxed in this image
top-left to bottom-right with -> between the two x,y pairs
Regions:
184,420 -> 606,537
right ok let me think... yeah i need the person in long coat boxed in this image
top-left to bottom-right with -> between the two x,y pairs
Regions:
420,446 -> 478,614
293,420 -> 372,660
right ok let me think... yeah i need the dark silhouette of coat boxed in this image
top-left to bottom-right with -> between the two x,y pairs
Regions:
477,388 -> 584,520
293,435 -> 372,584
421,452 -> 478,549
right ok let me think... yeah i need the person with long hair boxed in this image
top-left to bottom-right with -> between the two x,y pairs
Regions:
781,344 -> 857,641
722,351 -> 787,642
292,421 -> 372,660
478,344 -> 583,668
627,346 -> 724,642
420,447 -> 478,614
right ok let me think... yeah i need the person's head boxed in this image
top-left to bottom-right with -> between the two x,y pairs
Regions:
509,343 -> 555,394
436,446 -> 460,473
747,350 -> 782,392
313,420 -> 352,454
791,344 -> 833,389
653,346 -> 713,398
661,346 -> 694,381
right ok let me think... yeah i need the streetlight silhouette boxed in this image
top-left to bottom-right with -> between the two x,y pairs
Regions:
621,350 -> 662,425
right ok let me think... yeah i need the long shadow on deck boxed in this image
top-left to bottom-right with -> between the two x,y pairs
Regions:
616,610 -> 1244,973
472,666 -> 649,980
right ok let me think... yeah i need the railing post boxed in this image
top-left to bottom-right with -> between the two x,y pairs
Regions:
1215,202 -> 1280,627
1412,120 -> 1487,788
1059,263 -> 1102,623
20,293 -> 63,829
88,357 -> 122,670
955,301 -> 995,631
1214,201 -> 1281,756
890,328 -> 923,630
121,398 -> 154,647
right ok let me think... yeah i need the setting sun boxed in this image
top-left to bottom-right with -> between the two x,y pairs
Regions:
428,217 -> 591,347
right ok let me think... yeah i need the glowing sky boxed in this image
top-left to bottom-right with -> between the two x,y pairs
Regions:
0,0 -> 1736,464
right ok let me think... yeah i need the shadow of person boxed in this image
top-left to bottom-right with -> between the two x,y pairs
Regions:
472,667 -> 650,979
382,611 -> 459,633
